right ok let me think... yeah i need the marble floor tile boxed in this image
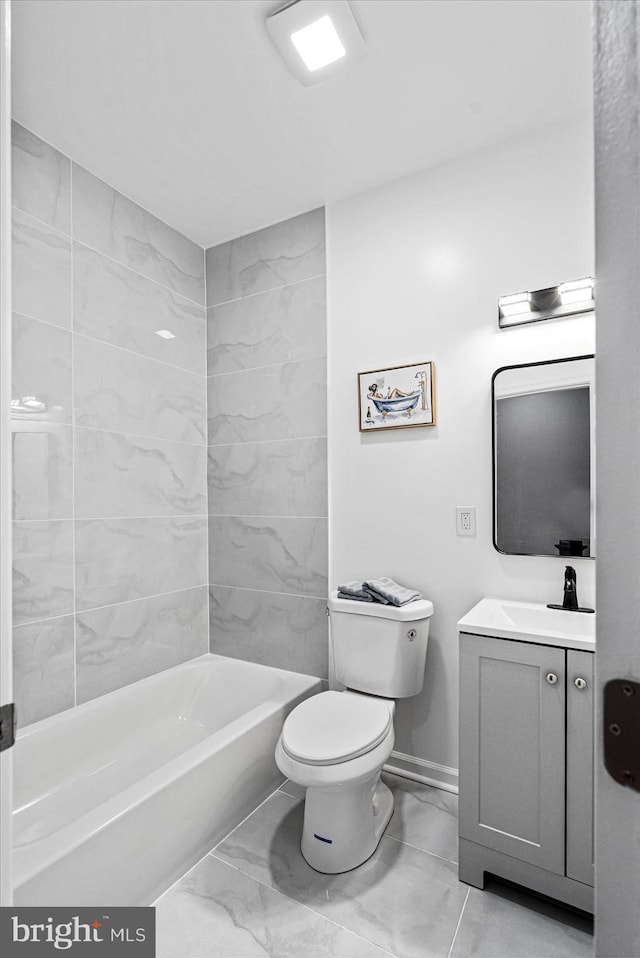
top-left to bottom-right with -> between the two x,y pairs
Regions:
450,880 -> 593,958
156,855 -> 391,958
382,772 -> 459,863
279,780 -> 306,800
213,791 -> 467,958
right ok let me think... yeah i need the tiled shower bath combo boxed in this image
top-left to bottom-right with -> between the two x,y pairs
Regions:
11,119 -> 328,725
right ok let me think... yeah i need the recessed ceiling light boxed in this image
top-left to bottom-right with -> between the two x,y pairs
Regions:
266,0 -> 366,87
291,15 -> 346,72
155,329 -> 176,339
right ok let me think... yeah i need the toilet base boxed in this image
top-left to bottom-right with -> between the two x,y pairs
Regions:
300,775 -> 394,874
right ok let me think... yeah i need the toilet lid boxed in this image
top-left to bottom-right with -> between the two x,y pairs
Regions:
281,691 -> 393,766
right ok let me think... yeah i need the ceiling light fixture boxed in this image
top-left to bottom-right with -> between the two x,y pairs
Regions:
266,0 -> 366,86
155,329 -> 176,339
498,278 -> 595,329
291,15 -> 345,72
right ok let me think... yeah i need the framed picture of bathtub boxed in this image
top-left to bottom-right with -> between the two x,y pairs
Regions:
358,361 -> 436,431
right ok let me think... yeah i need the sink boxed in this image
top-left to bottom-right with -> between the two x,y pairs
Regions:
457,597 -> 595,650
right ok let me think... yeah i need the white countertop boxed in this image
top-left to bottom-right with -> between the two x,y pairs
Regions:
457,597 -> 596,652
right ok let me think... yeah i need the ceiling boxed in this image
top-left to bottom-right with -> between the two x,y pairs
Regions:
11,0 -> 593,249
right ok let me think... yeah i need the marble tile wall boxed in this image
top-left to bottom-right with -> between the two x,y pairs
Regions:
11,122 -> 208,727
206,210 -> 328,678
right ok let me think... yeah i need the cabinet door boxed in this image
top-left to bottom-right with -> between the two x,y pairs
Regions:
566,649 -> 594,886
459,634 -> 566,874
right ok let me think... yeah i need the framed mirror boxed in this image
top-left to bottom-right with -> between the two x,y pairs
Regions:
492,355 -> 595,558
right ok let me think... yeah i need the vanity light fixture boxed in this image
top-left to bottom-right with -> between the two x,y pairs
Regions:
266,0 -> 366,86
498,277 -> 595,329
558,277 -> 595,306
155,329 -> 176,339
498,291 -> 532,319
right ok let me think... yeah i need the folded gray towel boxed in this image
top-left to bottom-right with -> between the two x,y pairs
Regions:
337,581 -> 374,601
363,577 -> 422,607
337,590 -> 373,602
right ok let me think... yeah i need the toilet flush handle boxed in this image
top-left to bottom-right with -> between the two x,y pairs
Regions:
407,629 -> 417,641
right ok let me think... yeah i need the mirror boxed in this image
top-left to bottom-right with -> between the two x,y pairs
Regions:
492,355 -> 595,558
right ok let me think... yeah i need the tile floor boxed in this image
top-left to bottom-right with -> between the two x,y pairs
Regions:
154,773 -> 594,958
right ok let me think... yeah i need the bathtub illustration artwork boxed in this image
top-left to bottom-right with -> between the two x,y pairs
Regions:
358,361 -> 436,431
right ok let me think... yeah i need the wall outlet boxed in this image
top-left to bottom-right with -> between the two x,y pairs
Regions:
456,507 -> 476,537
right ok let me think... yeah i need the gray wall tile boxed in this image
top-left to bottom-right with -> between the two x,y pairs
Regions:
207,356 -> 326,445
75,516 -> 207,611
72,163 -> 205,305
75,427 -> 207,519
74,242 -> 205,373
74,335 -> 206,444
13,313 -> 72,423
208,437 -> 327,517
209,586 -> 328,677
12,133 -> 210,723
12,423 -> 73,521
13,520 -> 74,625
76,586 -> 209,703
12,121 -> 71,234
13,615 -> 75,727
207,275 -> 326,375
12,208 -> 71,328
206,208 -> 325,306
208,516 -> 328,597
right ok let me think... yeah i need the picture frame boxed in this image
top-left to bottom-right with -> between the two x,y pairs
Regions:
358,361 -> 436,432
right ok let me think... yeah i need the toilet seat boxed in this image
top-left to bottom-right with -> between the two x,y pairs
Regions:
281,691 -> 393,766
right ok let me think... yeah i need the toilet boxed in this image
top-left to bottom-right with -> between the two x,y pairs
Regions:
275,590 -> 434,874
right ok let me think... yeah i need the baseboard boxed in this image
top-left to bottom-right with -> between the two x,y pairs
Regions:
384,750 -> 459,794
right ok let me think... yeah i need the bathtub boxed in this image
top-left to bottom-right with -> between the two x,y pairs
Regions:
13,653 -> 321,906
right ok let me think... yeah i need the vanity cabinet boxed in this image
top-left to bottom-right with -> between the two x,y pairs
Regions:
459,632 -> 594,912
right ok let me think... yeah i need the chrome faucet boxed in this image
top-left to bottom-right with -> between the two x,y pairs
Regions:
547,565 -> 594,614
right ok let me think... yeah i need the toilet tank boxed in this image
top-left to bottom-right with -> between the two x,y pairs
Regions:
328,591 -> 434,698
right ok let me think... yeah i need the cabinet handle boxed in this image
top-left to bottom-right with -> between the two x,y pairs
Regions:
574,677 -> 588,690
546,672 -> 559,685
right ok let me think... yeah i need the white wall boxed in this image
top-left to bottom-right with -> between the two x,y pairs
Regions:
327,119 -> 595,782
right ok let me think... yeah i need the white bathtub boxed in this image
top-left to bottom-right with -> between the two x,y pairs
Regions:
13,653 -> 321,905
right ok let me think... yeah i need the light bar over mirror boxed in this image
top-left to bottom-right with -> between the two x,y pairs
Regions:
498,277 -> 594,328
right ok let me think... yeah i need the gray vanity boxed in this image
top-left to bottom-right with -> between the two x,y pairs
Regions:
457,354 -> 596,913
457,599 -> 594,912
